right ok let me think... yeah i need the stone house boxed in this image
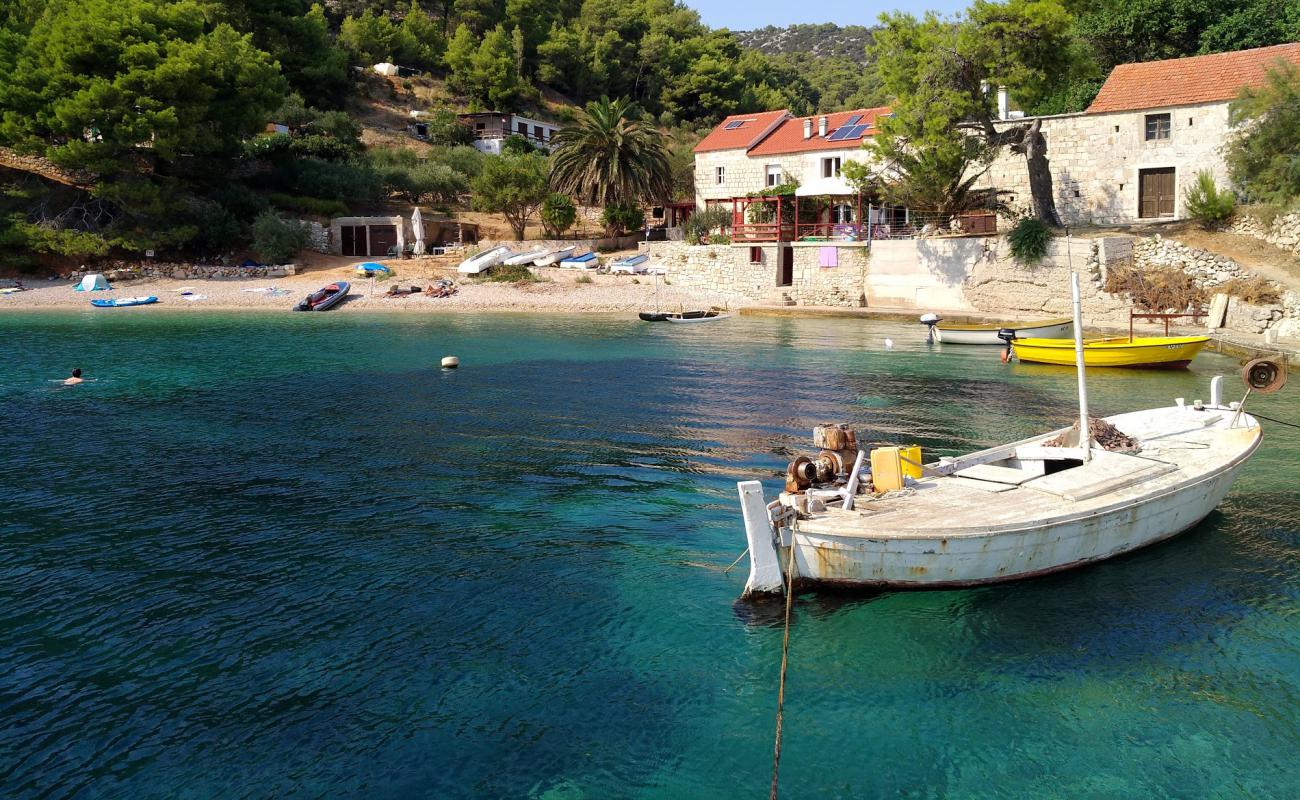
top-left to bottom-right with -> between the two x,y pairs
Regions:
982,42 -> 1300,225
693,108 -> 889,220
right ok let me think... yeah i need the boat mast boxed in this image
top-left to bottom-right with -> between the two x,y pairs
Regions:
1067,233 -> 1091,462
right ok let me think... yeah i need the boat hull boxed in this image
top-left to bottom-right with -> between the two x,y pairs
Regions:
739,406 -> 1262,595
91,296 -> 158,308
1013,336 -> 1208,368
935,318 -> 1072,345
784,456 -> 1247,590
533,247 -> 575,266
457,246 -> 510,274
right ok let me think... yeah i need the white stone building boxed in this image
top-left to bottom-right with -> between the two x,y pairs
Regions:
982,42 -> 1300,225
693,107 -> 888,212
693,42 -> 1300,228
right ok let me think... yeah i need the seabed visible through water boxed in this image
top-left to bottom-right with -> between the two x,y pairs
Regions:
2,310 -> 1298,798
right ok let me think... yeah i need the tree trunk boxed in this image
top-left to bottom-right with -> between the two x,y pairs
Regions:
979,117 -> 1060,226
1019,119 -> 1059,226
0,145 -> 96,189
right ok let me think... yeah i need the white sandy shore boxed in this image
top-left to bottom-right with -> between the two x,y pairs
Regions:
0,262 -> 747,314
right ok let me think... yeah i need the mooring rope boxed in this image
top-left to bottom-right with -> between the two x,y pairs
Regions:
721,548 -> 749,575
1250,411 -> 1300,431
769,532 -> 799,800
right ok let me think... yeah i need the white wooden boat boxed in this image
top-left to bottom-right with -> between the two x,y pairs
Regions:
533,246 -> 576,267
738,261 -> 1274,597
504,247 -> 548,266
932,317 -> 1073,344
738,397 -> 1262,596
664,310 -> 730,322
456,245 -> 511,274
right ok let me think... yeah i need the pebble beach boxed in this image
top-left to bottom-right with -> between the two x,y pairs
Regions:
0,257 -> 747,314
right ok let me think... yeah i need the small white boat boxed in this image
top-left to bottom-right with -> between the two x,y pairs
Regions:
456,245 -> 511,275
928,316 -> 1073,345
609,254 -> 649,274
533,246 -> 576,267
664,310 -> 730,323
558,251 -> 598,270
737,264 -> 1276,597
504,248 -> 549,266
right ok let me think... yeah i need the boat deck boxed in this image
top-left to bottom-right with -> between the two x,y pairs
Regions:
795,407 -> 1260,540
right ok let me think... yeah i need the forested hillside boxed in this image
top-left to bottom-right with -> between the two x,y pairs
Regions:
0,0 -> 1295,268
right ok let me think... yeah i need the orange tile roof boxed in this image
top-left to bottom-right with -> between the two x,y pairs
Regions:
747,107 -> 891,156
1087,42 -> 1300,114
693,110 -> 790,153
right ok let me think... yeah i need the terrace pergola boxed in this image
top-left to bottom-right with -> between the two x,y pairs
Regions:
729,176 -> 869,243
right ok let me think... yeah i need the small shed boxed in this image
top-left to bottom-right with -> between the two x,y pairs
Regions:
331,216 -> 406,257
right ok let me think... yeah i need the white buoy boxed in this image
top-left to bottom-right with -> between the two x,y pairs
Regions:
884,338 -> 894,350
441,356 -> 459,369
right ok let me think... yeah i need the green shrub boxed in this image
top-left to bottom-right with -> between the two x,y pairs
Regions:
684,207 -> 731,243
1008,217 -> 1051,265
0,216 -> 110,257
1183,170 -> 1236,229
600,203 -> 645,235
541,193 -> 576,236
251,212 -> 310,263
575,273 -> 593,284
483,262 -> 537,282
266,192 -> 348,218
707,233 -> 731,245
501,134 -> 539,155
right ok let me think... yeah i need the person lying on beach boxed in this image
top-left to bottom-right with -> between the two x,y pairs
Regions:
424,280 -> 457,298
64,368 -> 84,385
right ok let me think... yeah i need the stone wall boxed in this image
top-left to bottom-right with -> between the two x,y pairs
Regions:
63,262 -> 298,282
981,102 -> 1233,225
790,245 -> 869,306
304,221 -> 329,253
1230,211 -> 1300,256
644,241 -> 774,300
963,237 -> 1133,325
1124,234 -> 1300,337
1132,235 -> 1248,287
478,234 -> 642,253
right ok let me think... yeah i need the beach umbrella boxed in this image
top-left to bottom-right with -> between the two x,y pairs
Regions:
411,207 -> 426,255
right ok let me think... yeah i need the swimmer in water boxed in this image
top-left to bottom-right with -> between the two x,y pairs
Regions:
64,368 -> 84,386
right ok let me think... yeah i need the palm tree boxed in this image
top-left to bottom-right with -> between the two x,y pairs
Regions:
548,97 -> 672,208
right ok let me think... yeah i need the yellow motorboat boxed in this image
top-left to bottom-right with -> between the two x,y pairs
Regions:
1012,335 -> 1210,369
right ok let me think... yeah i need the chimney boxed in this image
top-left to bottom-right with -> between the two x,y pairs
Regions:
818,116 -> 828,137
802,119 -> 813,139
997,86 -> 1009,121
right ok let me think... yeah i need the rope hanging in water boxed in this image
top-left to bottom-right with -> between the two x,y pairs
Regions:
769,533 -> 799,800
721,548 -> 749,575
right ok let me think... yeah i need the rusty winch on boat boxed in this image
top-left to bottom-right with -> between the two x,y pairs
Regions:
782,425 -> 923,506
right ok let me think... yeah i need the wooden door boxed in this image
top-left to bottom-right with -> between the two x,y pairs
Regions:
1139,168 -> 1175,218
341,226 -> 365,257
778,246 -> 793,287
368,225 -> 398,256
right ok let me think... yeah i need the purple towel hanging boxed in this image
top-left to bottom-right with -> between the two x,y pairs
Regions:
819,246 -> 838,268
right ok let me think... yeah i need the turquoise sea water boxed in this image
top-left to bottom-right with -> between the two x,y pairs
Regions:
2,310 -> 1298,799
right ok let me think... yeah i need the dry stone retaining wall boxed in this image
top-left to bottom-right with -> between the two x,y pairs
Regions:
1230,212 -> 1300,256
63,262 -> 297,282
1132,235 -> 1248,287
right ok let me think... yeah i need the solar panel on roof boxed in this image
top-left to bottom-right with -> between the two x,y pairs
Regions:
842,114 -> 862,126
724,119 -> 750,130
826,126 -> 854,142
